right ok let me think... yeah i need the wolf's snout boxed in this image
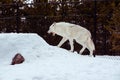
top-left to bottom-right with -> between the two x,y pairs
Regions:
47,30 -> 52,34
47,30 -> 50,34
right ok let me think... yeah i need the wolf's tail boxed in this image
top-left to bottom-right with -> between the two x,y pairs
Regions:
88,38 -> 95,50
86,37 -> 95,56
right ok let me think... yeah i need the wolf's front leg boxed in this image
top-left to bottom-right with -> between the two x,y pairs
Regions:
69,39 -> 74,52
57,37 -> 67,47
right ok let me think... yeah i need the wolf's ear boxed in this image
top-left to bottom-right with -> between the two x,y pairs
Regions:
53,22 -> 56,24
52,22 -> 56,26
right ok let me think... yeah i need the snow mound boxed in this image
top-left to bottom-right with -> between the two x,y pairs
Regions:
0,33 -> 73,64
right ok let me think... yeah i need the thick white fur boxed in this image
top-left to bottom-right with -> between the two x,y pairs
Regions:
48,22 -> 95,56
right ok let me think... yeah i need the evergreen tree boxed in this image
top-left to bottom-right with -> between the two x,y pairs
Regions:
105,2 -> 120,52
0,0 -> 25,32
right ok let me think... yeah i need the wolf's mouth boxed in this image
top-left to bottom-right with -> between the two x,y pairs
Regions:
51,32 -> 56,36
48,32 -> 56,36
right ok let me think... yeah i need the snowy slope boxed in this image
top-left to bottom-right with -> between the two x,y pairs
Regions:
0,33 -> 120,80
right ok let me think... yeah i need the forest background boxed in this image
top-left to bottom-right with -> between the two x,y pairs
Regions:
0,0 -> 120,55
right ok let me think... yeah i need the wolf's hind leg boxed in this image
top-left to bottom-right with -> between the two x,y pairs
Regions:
79,46 -> 86,54
57,37 -> 67,47
75,39 -> 86,54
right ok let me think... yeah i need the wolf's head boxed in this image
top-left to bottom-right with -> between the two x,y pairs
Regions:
47,22 -> 56,36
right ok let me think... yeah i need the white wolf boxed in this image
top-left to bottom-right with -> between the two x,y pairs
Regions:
48,22 -> 95,56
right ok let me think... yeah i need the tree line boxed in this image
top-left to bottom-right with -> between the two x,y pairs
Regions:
0,0 -> 120,55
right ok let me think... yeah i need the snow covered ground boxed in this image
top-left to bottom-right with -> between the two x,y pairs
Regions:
0,33 -> 120,80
